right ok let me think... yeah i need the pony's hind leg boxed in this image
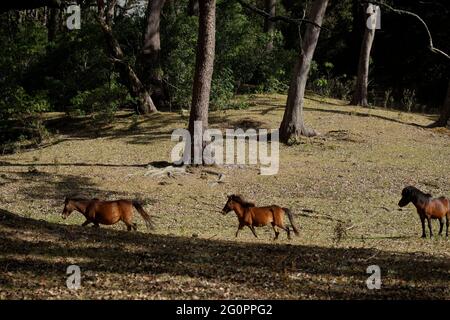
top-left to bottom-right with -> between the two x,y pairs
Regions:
271,224 -> 280,240
438,218 -> 444,236
121,215 -> 136,232
446,216 -> 449,237
279,225 -> 291,240
285,226 -> 291,240
81,220 -> 92,227
123,221 -> 134,231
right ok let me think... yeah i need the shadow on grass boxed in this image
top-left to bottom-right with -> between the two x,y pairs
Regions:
0,160 -> 148,169
44,111 -> 182,143
0,209 -> 449,299
0,170 -> 137,202
303,106 -> 426,128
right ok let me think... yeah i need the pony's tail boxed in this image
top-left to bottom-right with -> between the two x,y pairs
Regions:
132,200 -> 154,231
283,207 -> 299,236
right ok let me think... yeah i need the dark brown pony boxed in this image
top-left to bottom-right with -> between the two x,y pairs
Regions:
398,186 -> 449,238
221,194 -> 299,240
62,197 -> 153,231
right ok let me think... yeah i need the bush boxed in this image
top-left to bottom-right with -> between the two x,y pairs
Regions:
69,75 -> 133,120
308,61 -> 353,100
0,86 -> 50,146
211,67 -> 235,110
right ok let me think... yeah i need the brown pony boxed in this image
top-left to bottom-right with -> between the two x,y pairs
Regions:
62,197 -> 153,231
398,186 -> 449,238
221,194 -> 299,240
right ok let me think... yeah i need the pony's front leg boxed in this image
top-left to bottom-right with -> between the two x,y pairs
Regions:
235,223 -> 244,237
81,220 -> 92,227
420,216 -> 426,238
427,217 -> 433,238
249,225 -> 258,238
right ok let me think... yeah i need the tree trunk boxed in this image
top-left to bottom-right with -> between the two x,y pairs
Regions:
187,0 -> 199,16
279,0 -> 328,143
47,7 -> 59,42
187,0 -> 215,164
97,0 -> 157,114
350,4 -> 376,107
141,0 -> 168,109
264,0 -> 276,51
429,80 -> 450,128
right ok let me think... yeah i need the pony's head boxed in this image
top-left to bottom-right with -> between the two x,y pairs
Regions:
398,186 -> 430,207
62,197 -> 76,219
221,194 -> 255,215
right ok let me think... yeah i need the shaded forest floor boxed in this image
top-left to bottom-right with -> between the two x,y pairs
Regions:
0,94 -> 449,299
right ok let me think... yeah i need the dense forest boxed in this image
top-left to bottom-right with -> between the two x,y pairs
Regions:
0,1 -> 449,300
0,0 -> 449,151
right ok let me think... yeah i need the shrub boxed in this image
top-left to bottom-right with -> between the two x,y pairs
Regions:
69,75 -> 132,120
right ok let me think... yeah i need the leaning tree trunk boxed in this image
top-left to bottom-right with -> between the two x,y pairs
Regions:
350,4 -> 376,107
429,80 -> 450,128
264,0 -> 276,51
186,0 -> 215,164
279,0 -> 329,143
97,0 -> 157,114
141,0 -> 169,109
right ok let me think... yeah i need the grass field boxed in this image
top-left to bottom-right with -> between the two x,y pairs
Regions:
0,94 -> 449,299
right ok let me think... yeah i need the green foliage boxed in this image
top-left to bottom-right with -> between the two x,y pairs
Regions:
401,89 -> 417,113
69,75 -> 132,120
0,86 -> 49,120
211,67 -> 235,110
308,61 -> 353,100
162,13 -> 198,108
162,1 -> 295,109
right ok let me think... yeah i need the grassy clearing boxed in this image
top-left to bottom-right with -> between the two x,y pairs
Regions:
0,94 -> 449,299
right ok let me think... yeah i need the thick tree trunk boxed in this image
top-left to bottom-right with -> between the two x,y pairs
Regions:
187,0 -> 215,164
47,7 -> 59,42
429,80 -> 450,128
187,0 -> 199,16
350,4 -> 376,107
264,0 -> 276,51
97,0 -> 157,114
141,0 -> 168,109
279,0 -> 328,143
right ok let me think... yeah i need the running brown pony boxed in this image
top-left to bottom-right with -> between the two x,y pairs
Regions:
398,186 -> 449,238
221,194 -> 299,240
62,197 -> 153,231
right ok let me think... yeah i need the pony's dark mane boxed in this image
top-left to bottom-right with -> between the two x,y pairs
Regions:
407,186 -> 432,199
231,194 -> 256,207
